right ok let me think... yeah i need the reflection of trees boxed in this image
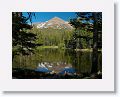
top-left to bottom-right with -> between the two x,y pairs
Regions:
65,50 -> 92,74
98,51 -> 102,72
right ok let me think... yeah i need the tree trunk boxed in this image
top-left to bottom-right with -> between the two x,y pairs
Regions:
91,13 -> 98,73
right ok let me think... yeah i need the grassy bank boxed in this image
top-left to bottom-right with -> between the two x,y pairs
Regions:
37,46 -> 58,49
75,49 -> 92,52
37,46 -> 102,52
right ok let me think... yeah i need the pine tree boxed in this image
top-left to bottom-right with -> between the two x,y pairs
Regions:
12,12 -> 38,59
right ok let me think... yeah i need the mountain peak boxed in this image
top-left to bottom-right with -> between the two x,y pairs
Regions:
52,16 -> 63,20
34,17 -> 73,29
53,16 -> 60,19
48,17 -> 65,23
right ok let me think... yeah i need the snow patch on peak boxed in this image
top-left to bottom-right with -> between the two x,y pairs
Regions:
37,22 -> 46,28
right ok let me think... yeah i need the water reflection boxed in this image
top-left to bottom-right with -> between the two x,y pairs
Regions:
59,67 -> 76,75
13,48 -> 102,76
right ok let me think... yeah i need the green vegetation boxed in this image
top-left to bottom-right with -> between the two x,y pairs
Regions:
68,12 -> 102,73
27,26 -> 95,50
29,27 -> 73,48
37,46 -> 58,49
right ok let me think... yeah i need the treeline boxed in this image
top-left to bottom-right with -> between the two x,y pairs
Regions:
28,27 -> 73,48
28,26 -> 96,49
64,29 -> 93,49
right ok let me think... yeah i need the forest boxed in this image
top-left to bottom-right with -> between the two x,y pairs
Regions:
12,12 -> 102,79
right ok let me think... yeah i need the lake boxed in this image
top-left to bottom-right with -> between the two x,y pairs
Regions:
12,48 -> 102,78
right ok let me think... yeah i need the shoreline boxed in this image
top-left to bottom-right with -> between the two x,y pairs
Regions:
37,46 -> 102,52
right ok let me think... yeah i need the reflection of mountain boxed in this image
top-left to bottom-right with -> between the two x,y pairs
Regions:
33,17 -> 73,29
36,62 -> 72,73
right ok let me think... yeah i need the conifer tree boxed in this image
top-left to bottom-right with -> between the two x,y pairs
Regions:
12,12 -> 38,58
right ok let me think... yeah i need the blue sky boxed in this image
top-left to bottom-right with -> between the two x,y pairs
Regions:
23,12 -> 76,23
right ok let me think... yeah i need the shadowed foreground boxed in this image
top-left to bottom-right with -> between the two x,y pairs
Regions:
12,68 -> 102,79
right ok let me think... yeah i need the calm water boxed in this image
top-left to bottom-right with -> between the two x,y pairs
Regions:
13,48 -> 102,75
